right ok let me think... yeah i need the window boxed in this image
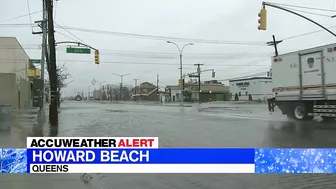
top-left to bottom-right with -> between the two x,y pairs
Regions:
246,92 -> 248,96
239,92 -> 241,96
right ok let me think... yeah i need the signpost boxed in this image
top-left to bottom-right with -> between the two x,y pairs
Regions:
188,74 -> 199,78
30,59 -> 41,64
66,47 -> 91,54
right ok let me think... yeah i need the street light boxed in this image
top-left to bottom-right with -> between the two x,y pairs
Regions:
167,41 -> 194,107
112,73 -> 131,101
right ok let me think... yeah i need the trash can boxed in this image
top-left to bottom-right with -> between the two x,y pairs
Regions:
0,104 -> 11,130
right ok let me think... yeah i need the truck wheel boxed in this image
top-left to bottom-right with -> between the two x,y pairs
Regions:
292,103 -> 313,121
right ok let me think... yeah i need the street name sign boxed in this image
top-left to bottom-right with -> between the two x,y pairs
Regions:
30,59 -> 41,64
66,47 -> 91,54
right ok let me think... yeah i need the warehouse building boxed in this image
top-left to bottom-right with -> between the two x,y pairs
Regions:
0,37 -> 33,109
229,77 -> 272,102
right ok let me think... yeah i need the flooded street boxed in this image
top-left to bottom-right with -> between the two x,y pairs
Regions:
1,101 -> 336,189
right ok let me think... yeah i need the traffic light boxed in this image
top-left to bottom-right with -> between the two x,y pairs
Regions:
212,71 -> 215,78
94,50 -> 100,65
178,79 -> 184,89
258,7 -> 267,30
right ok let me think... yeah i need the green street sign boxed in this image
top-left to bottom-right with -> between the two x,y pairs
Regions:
30,59 -> 41,64
66,47 -> 91,54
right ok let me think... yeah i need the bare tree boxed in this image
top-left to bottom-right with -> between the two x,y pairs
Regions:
56,63 -> 72,107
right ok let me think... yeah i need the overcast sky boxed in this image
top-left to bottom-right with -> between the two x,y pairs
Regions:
1,0 -> 336,96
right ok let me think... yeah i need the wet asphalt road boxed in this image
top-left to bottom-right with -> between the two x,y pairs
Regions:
1,101 -> 336,189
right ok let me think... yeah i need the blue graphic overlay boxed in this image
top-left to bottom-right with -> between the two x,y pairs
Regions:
1,149 -> 27,173
255,148 -> 336,173
27,148 -> 255,164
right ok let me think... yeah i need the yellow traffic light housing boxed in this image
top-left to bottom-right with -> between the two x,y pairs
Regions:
178,79 -> 184,89
94,50 -> 100,65
258,7 -> 267,30
212,71 -> 215,78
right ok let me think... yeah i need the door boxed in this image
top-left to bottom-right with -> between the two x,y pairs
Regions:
300,51 -> 324,97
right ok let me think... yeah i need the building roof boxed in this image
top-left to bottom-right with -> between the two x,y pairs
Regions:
190,84 -> 229,93
229,77 -> 272,83
166,85 -> 179,90
139,82 -> 156,88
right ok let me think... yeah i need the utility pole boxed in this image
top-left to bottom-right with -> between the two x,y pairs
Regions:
266,35 -> 283,56
46,0 -> 58,125
87,86 -> 90,101
133,79 -> 138,101
156,75 -> 159,103
194,63 -> 204,104
32,0 -> 47,110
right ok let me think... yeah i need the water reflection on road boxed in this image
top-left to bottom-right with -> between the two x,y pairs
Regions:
1,101 -> 336,189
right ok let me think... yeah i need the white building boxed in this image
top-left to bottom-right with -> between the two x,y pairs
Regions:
165,85 -> 181,102
0,37 -> 31,108
229,77 -> 272,102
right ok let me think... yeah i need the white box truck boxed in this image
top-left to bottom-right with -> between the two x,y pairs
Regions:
272,43 -> 336,121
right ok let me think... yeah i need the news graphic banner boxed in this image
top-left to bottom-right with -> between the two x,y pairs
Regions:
1,137 -> 336,173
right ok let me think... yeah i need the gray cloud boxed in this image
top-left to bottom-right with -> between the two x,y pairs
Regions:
1,0 -> 336,96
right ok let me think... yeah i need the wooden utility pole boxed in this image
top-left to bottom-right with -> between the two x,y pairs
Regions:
46,0 -> 58,125
266,35 -> 283,56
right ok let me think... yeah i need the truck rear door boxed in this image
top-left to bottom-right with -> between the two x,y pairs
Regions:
299,51 -> 324,97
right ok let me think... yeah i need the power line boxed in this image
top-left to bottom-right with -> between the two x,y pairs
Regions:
55,31 -> 80,42
54,22 -> 86,44
0,58 -> 269,67
0,24 -> 266,45
56,26 -> 267,46
284,6 -> 333,17
0,45 -> 273,59
271,2 -> 336,13
0,11 -> 42,23
1,23 -> 333,44
282,25 -> 336,40
26,0 -> 34,33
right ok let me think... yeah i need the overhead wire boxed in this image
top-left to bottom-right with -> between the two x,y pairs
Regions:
282,6 -> 333,17
25,0 -> 34,33
0,58 -> 269,67
54,22 -> 86,44
55,26 -> 267,46
0,11 -> 42,23
271,2 -> 336,13
55,31 -> 80,42
54,0 -> 58,21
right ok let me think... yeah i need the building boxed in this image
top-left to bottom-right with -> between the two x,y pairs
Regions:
0,37 -> 33,109
229,77 -> 272,102
164,85 -> 181,102
131,82 -> 158,101
184,82 -> 230,102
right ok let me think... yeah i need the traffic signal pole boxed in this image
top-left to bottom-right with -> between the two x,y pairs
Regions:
194,63 -> 204,104
262,2 -> 336,38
